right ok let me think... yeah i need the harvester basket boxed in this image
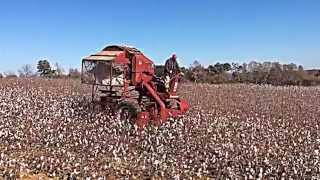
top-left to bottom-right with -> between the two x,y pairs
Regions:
81,60 -> 124,86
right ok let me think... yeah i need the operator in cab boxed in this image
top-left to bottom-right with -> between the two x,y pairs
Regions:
164,54 -> 180,92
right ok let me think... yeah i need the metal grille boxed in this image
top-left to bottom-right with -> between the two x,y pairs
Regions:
81,60 -> 124,86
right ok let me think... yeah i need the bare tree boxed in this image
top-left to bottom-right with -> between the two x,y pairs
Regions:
54,62 -> 65,77
18,64 -> 34,77
68,68 -> 81,78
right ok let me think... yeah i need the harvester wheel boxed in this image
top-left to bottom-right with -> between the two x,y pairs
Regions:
115,101 -> 141,124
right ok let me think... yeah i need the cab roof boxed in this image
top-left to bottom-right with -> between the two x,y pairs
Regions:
83,45 -> 143,61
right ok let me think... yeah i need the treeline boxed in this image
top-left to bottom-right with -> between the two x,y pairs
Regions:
0,60 -> 81,79
1,59 -> 320,86
157,61 -> 320,86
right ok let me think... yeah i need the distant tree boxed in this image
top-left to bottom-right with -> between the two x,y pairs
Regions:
231,63 -> 243,81
180,66 -> 193,82
191,60 -> 201,69
266,63 -> 283,85
298,65 -> 304,72
18,64 -> 34,77
68,68 -> 81,78
262,62 -> 272,72
180,66 -> 188,73
37,60 -> 55,77
207,65 -> 216,73
222,63 -> 231,72
271,62 -> 283,71
248,61 -> 258,72
190,60 -> 206,83
4,71 -> 17,78
54,62 -> 65,77
0,73 -> 3,78
209,62 -> 231,74
283,63 -> 297,71
214,63 -> 224,73
231,63 -> 241,72
242,63 -> 248,73
155,65 -> 165,77
288,63 -> 298,71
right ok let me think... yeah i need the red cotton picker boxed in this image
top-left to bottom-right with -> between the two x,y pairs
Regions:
81,45 -> 189,128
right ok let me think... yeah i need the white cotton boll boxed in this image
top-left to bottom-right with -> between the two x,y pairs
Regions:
2,78 -> 320,178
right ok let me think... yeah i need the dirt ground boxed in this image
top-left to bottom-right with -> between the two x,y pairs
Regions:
0,78 -> 319,179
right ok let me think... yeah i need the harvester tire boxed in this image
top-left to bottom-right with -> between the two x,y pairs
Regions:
115,101 -> 141,124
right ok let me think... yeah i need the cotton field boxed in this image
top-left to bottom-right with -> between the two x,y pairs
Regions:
0,78 -> 319,179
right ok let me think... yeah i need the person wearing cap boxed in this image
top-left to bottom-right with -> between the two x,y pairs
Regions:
164,54 -> 180,91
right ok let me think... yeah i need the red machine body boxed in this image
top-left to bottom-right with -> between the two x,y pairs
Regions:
81,45 -> 189,127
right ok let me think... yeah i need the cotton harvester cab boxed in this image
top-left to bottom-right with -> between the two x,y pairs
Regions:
81,45 -> 189,128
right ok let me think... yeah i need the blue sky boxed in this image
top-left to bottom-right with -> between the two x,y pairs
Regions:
0,0 -> 319,73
